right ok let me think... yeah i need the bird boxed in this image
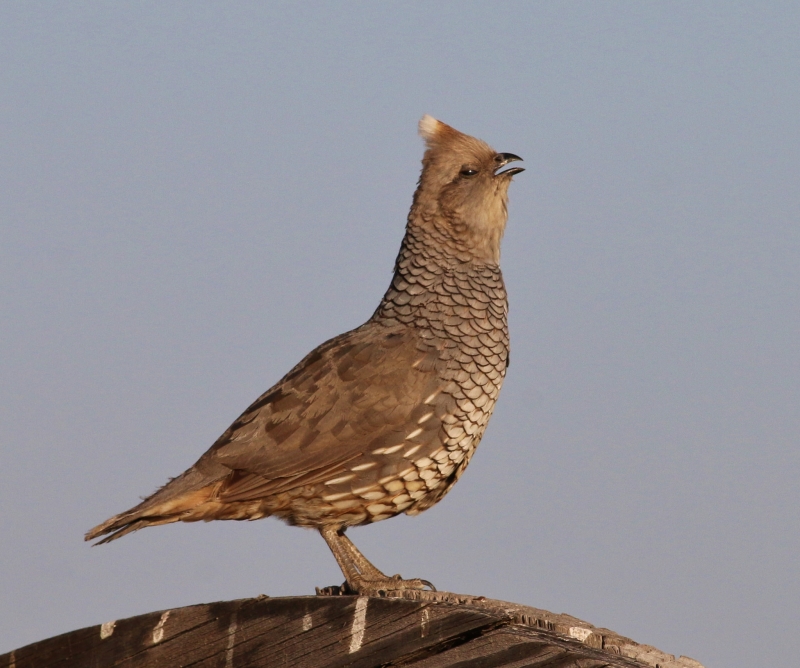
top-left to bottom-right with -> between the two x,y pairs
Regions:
86,115 -> 524,596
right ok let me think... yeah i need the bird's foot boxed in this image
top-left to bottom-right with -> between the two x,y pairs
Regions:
316,574 -> 435,597
349,573 -> 436,596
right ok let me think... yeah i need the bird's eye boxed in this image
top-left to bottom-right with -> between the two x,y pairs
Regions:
459,168 -> 478,177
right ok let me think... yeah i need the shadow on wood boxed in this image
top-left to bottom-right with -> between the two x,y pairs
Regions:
0,591 -> 704,667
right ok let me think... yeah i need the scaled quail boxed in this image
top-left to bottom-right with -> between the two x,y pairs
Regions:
86,115 -> 524,595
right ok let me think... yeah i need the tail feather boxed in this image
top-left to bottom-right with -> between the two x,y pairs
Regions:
86,467 -> 225,544
87,515 -> 181,544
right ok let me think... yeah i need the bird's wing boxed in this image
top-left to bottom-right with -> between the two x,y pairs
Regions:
198,322 -> 451,502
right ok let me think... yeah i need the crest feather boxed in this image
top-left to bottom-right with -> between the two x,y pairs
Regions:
418,114 -> 441,142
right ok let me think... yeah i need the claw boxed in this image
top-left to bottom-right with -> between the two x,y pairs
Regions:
420,579 -> 436,592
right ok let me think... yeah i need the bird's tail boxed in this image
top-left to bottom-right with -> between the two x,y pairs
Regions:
85,512 -> 182,544
85,468 -> 222,544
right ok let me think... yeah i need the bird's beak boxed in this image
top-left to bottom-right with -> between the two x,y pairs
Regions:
494,153 -> 525,177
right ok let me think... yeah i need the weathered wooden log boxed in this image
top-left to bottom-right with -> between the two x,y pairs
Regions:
0,591 -> 704,667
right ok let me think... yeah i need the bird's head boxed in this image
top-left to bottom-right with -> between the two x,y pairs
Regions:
412,114 -> 523,264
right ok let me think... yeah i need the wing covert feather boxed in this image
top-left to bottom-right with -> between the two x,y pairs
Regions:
198,323 -> 446,500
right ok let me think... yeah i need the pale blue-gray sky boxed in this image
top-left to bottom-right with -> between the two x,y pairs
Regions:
1,4 -> 798,666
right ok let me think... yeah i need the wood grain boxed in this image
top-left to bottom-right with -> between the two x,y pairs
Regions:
0,592 -> 704,668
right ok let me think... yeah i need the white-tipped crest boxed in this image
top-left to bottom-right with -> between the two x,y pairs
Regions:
418,114 -> 441,142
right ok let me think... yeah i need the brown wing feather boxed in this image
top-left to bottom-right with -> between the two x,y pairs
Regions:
198,322 -> 445,501
218,456 -> 363,501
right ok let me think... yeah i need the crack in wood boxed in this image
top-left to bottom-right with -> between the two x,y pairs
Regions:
377,619 -> 509,667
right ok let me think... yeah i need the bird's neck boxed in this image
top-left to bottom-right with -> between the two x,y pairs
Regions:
408,191 -> 507,265
372,223 -> 507,329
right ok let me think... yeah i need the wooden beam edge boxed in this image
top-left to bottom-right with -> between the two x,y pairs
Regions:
326,589 -> 705,668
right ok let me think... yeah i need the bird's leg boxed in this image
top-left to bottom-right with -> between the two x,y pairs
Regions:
319,526 -> 364,587
336,531 -> 391,579
319,526 -> 435,595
